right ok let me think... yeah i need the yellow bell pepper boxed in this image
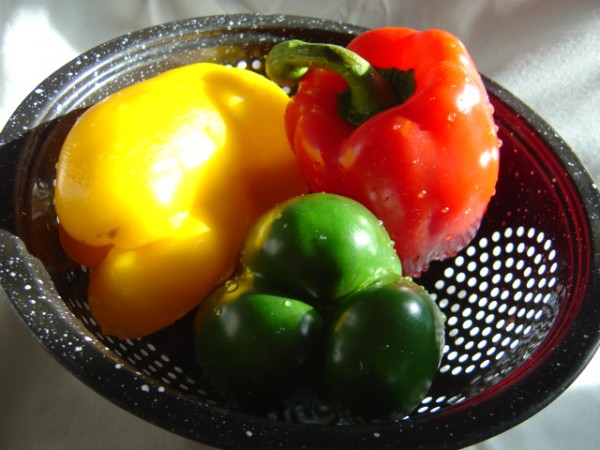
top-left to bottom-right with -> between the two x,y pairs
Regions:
55,62 -> 308,338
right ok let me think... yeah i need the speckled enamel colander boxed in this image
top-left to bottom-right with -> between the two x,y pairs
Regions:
1,14 -> 599,450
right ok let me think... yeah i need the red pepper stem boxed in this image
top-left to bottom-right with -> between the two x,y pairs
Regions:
266,39 -> 397,126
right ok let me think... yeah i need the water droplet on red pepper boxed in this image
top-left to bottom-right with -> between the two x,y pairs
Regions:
225,279 -> 239,292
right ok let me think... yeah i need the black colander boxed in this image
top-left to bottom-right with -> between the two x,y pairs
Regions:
1,14 -> 599,450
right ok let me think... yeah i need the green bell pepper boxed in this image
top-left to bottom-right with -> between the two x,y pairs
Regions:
240,192 -> 402,310
324,274 -> 446,421
193,193 -> 445,420
193,276 -> 323,410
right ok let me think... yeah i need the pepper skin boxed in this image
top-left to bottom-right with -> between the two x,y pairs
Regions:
266,29 -> 500,276
194,276 -> 324,411
324,275 -> 445,421
194,193 -> 445,419
55,62 -> 307,338
241,192 -> 402,308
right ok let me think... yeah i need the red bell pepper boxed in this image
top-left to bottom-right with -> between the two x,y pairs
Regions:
266,28 -> 500,276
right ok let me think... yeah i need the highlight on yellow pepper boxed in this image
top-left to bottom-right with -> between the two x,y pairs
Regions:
54,62 -> 308,338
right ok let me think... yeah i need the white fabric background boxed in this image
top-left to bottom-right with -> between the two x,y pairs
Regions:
1,1 -> 599,449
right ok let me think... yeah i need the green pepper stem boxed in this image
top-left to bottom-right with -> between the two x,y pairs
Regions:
266,39 -> 398,126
